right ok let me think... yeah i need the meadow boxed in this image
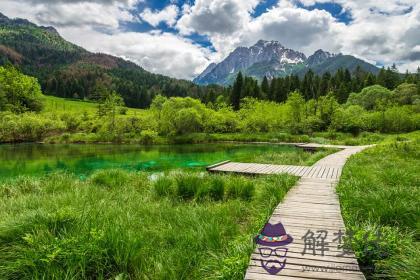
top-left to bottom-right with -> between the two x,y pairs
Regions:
337,133 -> 420,279
1,64 -> 419,280
0,170 -> 297,279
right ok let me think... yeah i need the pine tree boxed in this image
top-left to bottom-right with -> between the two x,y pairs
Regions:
302,69 -> 315,100
268,78 -> 277,101
364,73 -> 376,87
261,76 -> 269,98
377,67 -> 386,88
231,72 -> 243,110
320,72 -> 331,96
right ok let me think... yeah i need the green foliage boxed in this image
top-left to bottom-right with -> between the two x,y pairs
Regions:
337,139 -> 420,278
208,176 -> 225,201
347,85 -> 394,110
97,91 -> 124,117
0,65 -> 43,113
175,173 -> 202,200
160,97 -> 207,135
394,83 -> 419,105
231,72 -> 243,110
247,147 -> 338,166
226,177 -> 255,201
0,112 -> 65,142
286,91 -> 305,133
331,105 -> 366,135
0,15 -> 224,108
2,81 -> 419,144
0,170 -> 296,279
239,98 -> 287,132
90,169 -> 131,188
153,176 -> 175,197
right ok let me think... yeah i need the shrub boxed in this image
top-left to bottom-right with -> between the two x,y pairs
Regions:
394,83 -> 419,105
0,112 -> 66,143
0,65 -> 44,113
90,169 -> 130,188
160,97 -> 207,135
153,176 -> 175,197
208,176 -> 225,201
204,108 -> 239,133
227,177 -> 255,201
61,114 -> 81,132
347,85 -> 394,110
139,129 -> 159,145
175,173 -> 202,200
330,105 -> 366,135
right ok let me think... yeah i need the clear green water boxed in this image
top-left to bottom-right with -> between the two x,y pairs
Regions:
0,143 -> 300,179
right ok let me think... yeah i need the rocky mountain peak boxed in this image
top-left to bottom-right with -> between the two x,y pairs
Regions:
0,12 -> 9,21
194,41 -> 378,85
41,26 -> 60,36
307,49 -> 337,66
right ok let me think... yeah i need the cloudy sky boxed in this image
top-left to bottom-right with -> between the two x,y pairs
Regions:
1,0 -> 419,80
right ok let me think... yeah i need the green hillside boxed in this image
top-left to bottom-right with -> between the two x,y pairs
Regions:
0,13 -> 222,108
42,95 -> 145,116
297,55 -> 381,77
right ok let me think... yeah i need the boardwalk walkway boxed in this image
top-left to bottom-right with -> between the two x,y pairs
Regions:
208,144 -> 371,280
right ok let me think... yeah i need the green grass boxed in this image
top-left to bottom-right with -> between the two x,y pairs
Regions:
337,135 -> 420,279
8,95 -> 416,146
0,169 -> 297,279
169,131 -> 419,147
42,95 -> 145,116
242,147 -> 339,166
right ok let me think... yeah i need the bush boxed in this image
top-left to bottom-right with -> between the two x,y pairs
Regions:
160,97 -> 207,135
204,108 -> 239,133
226,177 -> 255,201
90,169 -> 130,188
330,105 -> 366,135
383,106 -> 418,132
139,129 -> 159,145
0,112 -> 66,143
153,176 -> 175,197
61,114 -> 81,132
394,83 -> 419,105
175,173 -> 202,200
347,85 -> 394,110
208,176 -> 225,201
0,65 -> 44,113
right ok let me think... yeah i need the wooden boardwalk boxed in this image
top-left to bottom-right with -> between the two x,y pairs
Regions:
208,145 -> 371,280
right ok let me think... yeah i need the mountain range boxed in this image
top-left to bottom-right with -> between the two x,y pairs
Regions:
194,40 -> 380,85
0,12 -> 220,108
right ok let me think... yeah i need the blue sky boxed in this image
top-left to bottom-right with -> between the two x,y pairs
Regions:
125,0 -> 353,49
0,0 -> 418,79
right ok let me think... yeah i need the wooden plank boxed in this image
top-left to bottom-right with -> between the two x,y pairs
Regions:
246,265 -> 365,280
207,145 -> 371,279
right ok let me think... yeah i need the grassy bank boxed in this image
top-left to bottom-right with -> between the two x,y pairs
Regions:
46,131 -> 419,147
2,93 -> 419,145
239,147 -> 338,166
337,136 -> 419,279
0,170 -> 297,279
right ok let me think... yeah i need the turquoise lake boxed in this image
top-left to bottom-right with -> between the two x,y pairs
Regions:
0,143 -> 301,179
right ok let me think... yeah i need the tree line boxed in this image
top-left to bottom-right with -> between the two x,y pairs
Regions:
228,65 -> 420,110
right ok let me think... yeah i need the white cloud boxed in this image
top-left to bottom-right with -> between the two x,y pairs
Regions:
177,0 -> 259,35
140,5 -> 179,27
0,0 -> 419,78
0,0 -> 139,29
60,27 -> 212,79
176,0 -> 420,72
0,0 -> 210,79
